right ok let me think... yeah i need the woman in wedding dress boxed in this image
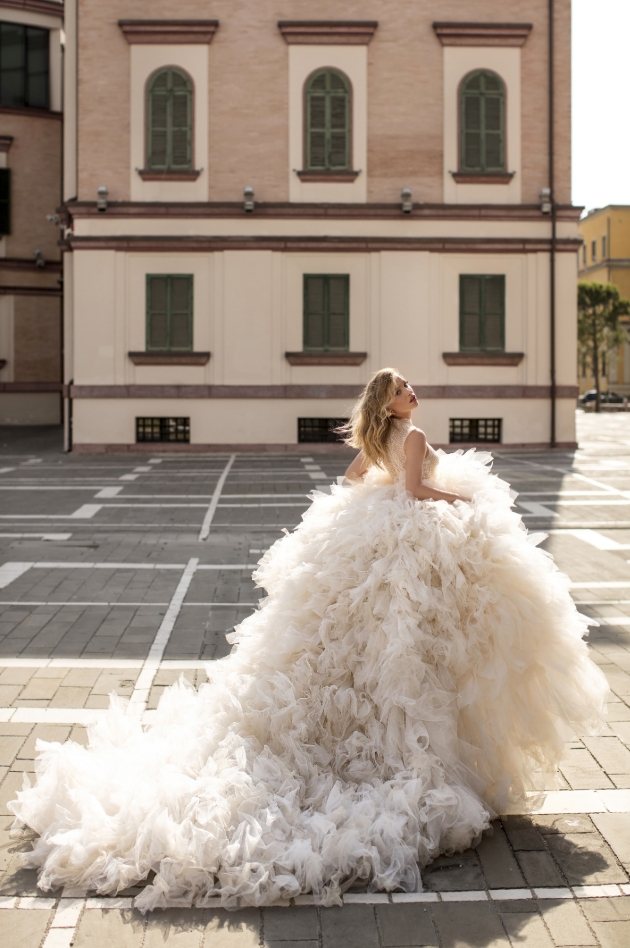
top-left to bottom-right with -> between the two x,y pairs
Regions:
10,367 -> 608,910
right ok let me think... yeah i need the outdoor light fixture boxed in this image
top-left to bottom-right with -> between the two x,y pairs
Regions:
33,249 -> 45,268
401,187 -> 413,214
97,185 -> 108,212
540,187 -> 552,215
243,186 -> 255,213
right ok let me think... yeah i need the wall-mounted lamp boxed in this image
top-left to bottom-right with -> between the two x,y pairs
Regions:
97,185 -> 108,212
243,186 -> 255,213
540,187 -> 552,215
401,187 -> 413,214
46,213 -> 60,226
33,249 -> 45,268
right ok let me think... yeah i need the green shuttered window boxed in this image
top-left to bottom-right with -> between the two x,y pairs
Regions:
0,168 -> 10,234
306,69 -> 350,171
460,70 -> 505,173
303,275 -> 349,351
0,22 -> 49,109
146,275 -> 193,351
148,68 -> 192,171
459,275 -> 505,352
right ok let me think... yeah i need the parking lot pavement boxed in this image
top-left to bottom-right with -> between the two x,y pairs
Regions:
0,411 -> 630,946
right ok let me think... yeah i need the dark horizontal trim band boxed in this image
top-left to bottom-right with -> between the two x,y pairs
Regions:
0,284 -> 62,296
72,440 -> 578,454
278,21 -> 378,45
68,384 -> 579,400
0,0 -> 63,19
443,352 -> 525,366
67,235 -> 582,254
137,169 -> 202,181
128,351 -> 210,365
0,381 -> 61,392
578,259 -> 630,276
0,256 -> 61,272
285,351 -> 367,366
66,200 -> 583,222
118,20 -> 219,44
0,104 -> 61,120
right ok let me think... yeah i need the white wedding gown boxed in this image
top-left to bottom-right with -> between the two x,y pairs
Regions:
10,419 -> 608,910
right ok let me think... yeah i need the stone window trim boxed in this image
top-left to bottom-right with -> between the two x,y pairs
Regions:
143,65 -> 196,176
128,351 -> 210,366
295,170 -> 361,183
137,169 -> 202,181
278,21 -> 378,46
0,0 -> 63,17
450,172 -> 515,185
285,352 -> 367,366
442,352 -> 524,366
0,104 -> 60,119
118,20 -> 219,45
458,69 -> 509,177
0,135 -> 12,153
433,22 -> 533,47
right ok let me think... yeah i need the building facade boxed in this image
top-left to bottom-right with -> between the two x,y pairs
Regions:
62,1 -> 579,451
578,205 -> 630,396
0,0 -> 63,425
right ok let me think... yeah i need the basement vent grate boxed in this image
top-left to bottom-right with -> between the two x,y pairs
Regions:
298,418 -> 348,444
449,418 -> 502,444
136,417 -> 190,443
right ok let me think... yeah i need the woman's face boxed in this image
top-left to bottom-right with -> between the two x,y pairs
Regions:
388,376 -> 418,417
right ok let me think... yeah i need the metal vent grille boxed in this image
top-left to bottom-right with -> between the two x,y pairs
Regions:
449,418 -> 502,444
298,418 -> 348,444
136,417 -> 190,443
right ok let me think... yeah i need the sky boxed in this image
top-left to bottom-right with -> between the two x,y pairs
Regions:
572,0 -> 630,212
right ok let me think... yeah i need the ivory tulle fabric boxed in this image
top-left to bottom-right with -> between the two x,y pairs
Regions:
10,420 -> 608,910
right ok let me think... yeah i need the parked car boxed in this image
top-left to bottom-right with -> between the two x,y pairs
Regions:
578,389 -> 625,405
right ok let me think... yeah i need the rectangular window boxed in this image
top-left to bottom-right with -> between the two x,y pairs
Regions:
298,418 -> 348,443
303,275 -> 349,351
0,22 -> 49,109
592,239 -> 597,263
450,418 -> 502,444
582,244 -> 587,267
459,275 -> 505,352
136,417 -> 190,443
146,274 -> 193,351
0,167 -> 10,234
602,234 -> 607,259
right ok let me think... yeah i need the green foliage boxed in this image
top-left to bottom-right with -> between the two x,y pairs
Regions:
577,282 -> 630,411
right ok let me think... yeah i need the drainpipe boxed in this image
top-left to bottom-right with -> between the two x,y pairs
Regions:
549,0 -> 557,447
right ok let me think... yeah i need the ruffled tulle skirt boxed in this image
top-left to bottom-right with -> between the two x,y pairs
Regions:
9,449 -> 608,909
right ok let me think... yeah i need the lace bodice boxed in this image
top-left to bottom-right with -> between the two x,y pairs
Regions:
382,417 -> 439,484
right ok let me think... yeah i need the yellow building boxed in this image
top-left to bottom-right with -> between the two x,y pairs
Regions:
578,205 -> 630,395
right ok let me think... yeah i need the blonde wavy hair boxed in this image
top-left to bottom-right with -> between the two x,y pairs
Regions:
338,367 -> 401,469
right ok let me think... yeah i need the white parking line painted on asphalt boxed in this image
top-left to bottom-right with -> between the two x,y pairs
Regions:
0,601 -> 171,606
0,562 -> 32,588
571,581 -> 630,589
0,504 -> 102,520
566,529 -> 630,550
127,557 -> 199,714
0,533 -> 71,540
518,501 -> 556,516
119,473 -> 138,480
198,454 -> 236,541
94,487 -> 123,498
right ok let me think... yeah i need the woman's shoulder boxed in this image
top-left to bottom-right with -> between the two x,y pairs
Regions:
403,426 -> 427,453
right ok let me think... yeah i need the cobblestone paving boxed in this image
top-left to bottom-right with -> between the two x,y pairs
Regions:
0,413 -> 630,946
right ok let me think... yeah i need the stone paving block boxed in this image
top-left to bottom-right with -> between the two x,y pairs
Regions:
545,834 -> 628,885
476,824 -> 526,888
421,851 -> 485,891
580,897 -> 630,922
85,694 -> 111,709
591,813 -> 630,865
0,771 -> 26,816
18,678 -> 60,701
559,748 -> 615,789
202,907 -> 260,947
430,902 -> 508,948
502,816 -> 547,851
500,912 -> 555,948
63,667 -> 101,687
534,816 -> 596,835
515,851 -> 565,888
74,908 -> 146,948
0,668 -> 35,685
0,907 -> 51,948
143,908 -> 205,947
18,725 -> 71,759
376,902 -> 439,946
33,667 -> 67,679
0,685 -> 22,705
588,920 -> 630,948
263,905 -> 318,941
320,904 -> 379,948
0,853 -> 42,896
0,735 -> 27,766
49,686 -> 90,708
582,737 -> 630,775
539,899 -> 598,946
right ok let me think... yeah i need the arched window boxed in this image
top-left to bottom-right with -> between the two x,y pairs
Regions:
147,68 -> 192,171
460,70 -> 505,173
305,69 -> 350,171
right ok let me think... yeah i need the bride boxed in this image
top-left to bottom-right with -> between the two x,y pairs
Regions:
10,367 -> 608,910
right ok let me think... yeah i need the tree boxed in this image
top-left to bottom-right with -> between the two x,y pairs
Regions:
577,282 -> 630,412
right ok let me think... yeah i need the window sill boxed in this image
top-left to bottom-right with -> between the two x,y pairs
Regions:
129,351 -> 211,365
295,170 -> 361,183
285,351 -> 367,366
137,169 -> 202,181
0,105 -> 61,120
443,352 -> 524,366
450,172 -> 515,185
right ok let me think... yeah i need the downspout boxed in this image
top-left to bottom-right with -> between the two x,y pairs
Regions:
549,0 -> 557,447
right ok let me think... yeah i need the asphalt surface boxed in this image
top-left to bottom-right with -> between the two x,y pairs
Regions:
0,411 -> 629,947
